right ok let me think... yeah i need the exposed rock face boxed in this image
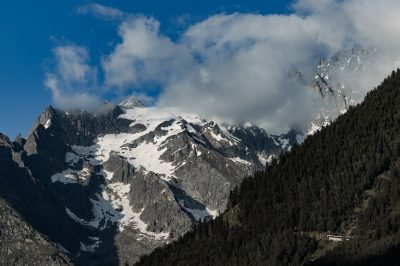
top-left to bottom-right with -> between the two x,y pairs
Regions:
104,153 -> 135,184
0,99 -> 294,265
0,134 -> 71,265
0,133 -> 90,257
0,198 -> 72,266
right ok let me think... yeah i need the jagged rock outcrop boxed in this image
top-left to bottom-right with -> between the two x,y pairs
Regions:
0,198 -> 72,266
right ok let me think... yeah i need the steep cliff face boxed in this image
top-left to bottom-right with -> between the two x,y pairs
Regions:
0,198 -> 72,266
0,135 -> 71,266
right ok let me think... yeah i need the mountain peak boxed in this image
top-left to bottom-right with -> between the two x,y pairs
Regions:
119,96 -> 145,109
0,133 -> 11,145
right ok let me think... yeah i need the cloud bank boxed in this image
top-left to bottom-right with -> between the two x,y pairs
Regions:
46,0 -> 400,133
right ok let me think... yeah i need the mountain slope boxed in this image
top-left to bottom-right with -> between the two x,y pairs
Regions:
0,99 -> 293,265
136,70 -> 400,266
0,198 -> 72,266
0,135 -> 72,266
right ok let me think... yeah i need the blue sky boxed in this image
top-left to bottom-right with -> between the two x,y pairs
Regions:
0,0 -> 293,138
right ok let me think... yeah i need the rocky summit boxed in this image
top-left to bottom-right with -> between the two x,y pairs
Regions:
0,98 -> 295,265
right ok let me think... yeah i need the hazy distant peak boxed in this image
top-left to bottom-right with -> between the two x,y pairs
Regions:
119,96 -> 145,109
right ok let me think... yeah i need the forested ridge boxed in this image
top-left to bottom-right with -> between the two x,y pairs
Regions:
136,70 -> 400,266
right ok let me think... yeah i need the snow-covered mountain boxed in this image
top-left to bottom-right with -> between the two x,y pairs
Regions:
301,48 -> 375,134
0,97 -> 296,265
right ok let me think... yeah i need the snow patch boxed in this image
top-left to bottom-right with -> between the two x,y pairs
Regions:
209,131 -> 224,142
220,126 -> 241,143
206,207 -> 219,219
44,119 -> 51,129
52,170 -> 77,184
178,200 -> 219,221
102,170 -> 114,181
92,120 -> 184,181
65,190 -> 120,231
104,182 -> 133,231
228,157 -> 251,166
308,122 -> 321,135
183,207 -> 210,221
103,180 -> 169,239
279,137 -> 290,150
65,152 -> 80,166
51,167 -> 91,184
186,124 -> 198,134
208,128 -> 238,146
257,153 -> 268,166
80,237 -> 101,253
267,155 -> 276,164
66,208 -> 93,226
132,208 -> 170,240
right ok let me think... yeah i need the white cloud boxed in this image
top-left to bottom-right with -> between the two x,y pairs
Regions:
47,1 -> 400,133
102,16 -> 193,89
54,45 -> 93,82
76,3 -> 125,21
155,14 -> 320,131
44,45 -> 101,110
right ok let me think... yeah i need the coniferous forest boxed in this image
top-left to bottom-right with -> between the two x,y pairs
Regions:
136,70 -> 400,266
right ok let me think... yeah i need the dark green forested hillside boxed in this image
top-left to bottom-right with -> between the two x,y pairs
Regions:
136,70 -> 400,266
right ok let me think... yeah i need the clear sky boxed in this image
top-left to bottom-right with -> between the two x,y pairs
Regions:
0,0 -> 293,139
